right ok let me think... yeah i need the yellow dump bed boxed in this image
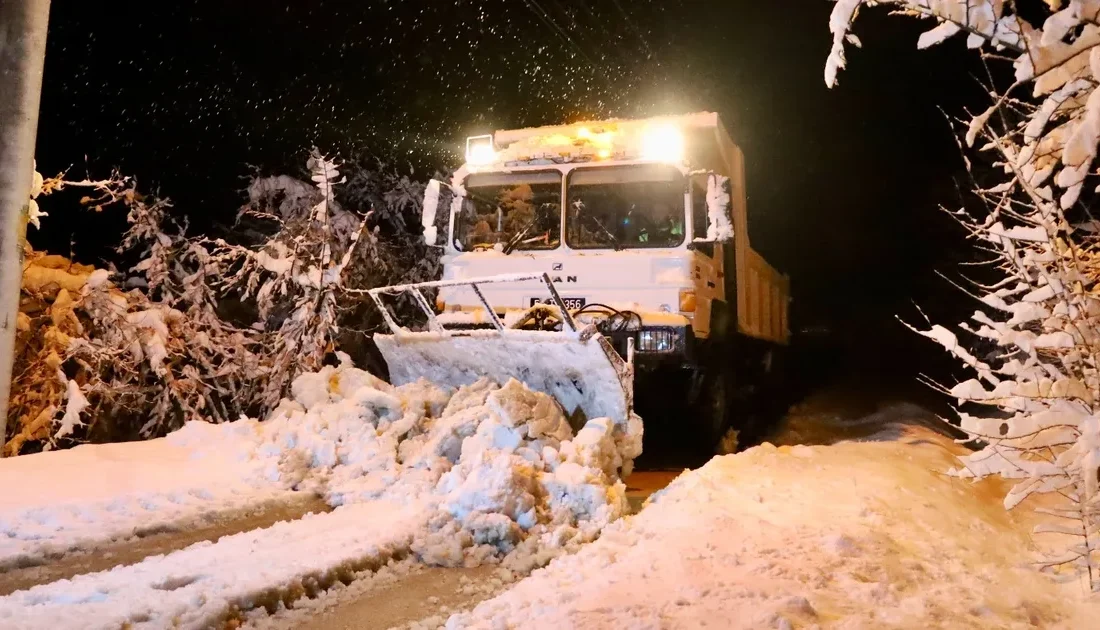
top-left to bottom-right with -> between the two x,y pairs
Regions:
703,116 -> 791,346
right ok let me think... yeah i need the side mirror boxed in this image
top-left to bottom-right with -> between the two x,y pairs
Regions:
421,179 -> 453,247
705,174 -> 734,242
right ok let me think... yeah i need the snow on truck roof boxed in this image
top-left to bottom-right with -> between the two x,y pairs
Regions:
492,111 -> 720,145
467,112 -> 725,170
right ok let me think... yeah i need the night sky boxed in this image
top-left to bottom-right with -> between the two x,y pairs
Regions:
32,1 -> 991,394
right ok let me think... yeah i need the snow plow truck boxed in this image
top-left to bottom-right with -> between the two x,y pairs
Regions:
368,112 -> 789,451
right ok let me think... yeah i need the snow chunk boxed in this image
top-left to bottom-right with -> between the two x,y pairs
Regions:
705,174 -> 734,241
53,380 -> 89,440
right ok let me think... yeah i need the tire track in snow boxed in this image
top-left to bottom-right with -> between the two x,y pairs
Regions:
0,500 -> 430,629
249,470 -> 681,630
0,494 -> 331,597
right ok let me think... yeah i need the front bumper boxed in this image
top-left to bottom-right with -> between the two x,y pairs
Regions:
438,318 -> 696,368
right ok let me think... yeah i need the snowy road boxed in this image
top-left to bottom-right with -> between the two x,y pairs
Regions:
0,463 -> 677,624
3,365 -> 1097,629
246,401 -> 1100,630
243,471 -> 679,629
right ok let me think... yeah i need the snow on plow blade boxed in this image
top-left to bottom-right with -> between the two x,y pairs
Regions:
368,273 -> 634,423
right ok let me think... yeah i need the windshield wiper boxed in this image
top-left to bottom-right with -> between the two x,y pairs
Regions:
502,222 -> 535,254
573,199 -> 622,251
502,202 -> 557,254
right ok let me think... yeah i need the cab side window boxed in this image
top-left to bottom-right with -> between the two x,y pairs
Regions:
691,175 -> 714,257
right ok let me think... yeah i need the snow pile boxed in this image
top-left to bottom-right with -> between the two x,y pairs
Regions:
155,357 -> 639,572
447,429 -> 1099,629
218,359 -> 642,569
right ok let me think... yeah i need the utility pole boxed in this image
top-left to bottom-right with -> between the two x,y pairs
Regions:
0,0 -> 51,455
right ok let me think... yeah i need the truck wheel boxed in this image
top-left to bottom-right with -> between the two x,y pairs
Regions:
696,361 -> 733,455
706,371 -> 730,451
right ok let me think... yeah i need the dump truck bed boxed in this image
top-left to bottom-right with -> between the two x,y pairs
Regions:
737,243 -> 789,345
698,116 -> 791,346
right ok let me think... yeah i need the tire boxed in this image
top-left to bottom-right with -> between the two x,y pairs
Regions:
700,300 -> 736,452
694,349 -> 734,455
759,346 -> 788,427
735,345 -> 786,448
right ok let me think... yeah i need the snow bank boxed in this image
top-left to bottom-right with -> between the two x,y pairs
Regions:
448,431 -> 1099,629
0,423 -> 294,570
0,360 -> 641,626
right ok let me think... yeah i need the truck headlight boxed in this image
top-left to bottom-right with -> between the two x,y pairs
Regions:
636,329 -> 677,353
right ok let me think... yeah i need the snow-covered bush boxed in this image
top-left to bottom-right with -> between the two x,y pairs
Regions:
7,170 -> 268,455
204,153 -> 371,410
826,0 -> 1100,589
7,153 -> 441,454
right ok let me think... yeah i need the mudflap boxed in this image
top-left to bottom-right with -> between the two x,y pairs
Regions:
700,360 -> 735,453
373,328 -> 633,428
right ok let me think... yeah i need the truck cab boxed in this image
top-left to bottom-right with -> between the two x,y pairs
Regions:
419,112 -> 790,449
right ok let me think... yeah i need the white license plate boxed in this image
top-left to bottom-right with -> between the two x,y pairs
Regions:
530,297 -> 586,310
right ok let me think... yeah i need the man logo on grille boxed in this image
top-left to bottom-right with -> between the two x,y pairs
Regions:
552,263 -> 563,271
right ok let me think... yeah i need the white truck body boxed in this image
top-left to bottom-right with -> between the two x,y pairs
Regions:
423,112 -> 787,347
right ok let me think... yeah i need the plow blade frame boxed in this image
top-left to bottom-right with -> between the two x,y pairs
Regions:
367,273 -> 634,423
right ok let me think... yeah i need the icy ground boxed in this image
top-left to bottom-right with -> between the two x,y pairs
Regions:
0,359 -> 642,628
446,414 -> 1099,629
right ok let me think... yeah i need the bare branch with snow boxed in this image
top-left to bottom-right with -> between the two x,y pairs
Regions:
828,0 -> 1100,590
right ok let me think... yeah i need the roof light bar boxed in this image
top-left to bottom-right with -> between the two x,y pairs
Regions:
640,125 -> 685,163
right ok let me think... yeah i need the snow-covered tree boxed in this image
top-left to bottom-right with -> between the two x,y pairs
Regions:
826,0 -> 1100,589
212,152 -> 441,407
204,152 -> 368,409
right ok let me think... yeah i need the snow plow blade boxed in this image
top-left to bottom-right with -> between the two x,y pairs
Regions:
368,273 -> 634,424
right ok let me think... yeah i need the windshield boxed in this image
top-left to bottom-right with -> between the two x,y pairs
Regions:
454,171 -> 562,252
567,165 -> 686,249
